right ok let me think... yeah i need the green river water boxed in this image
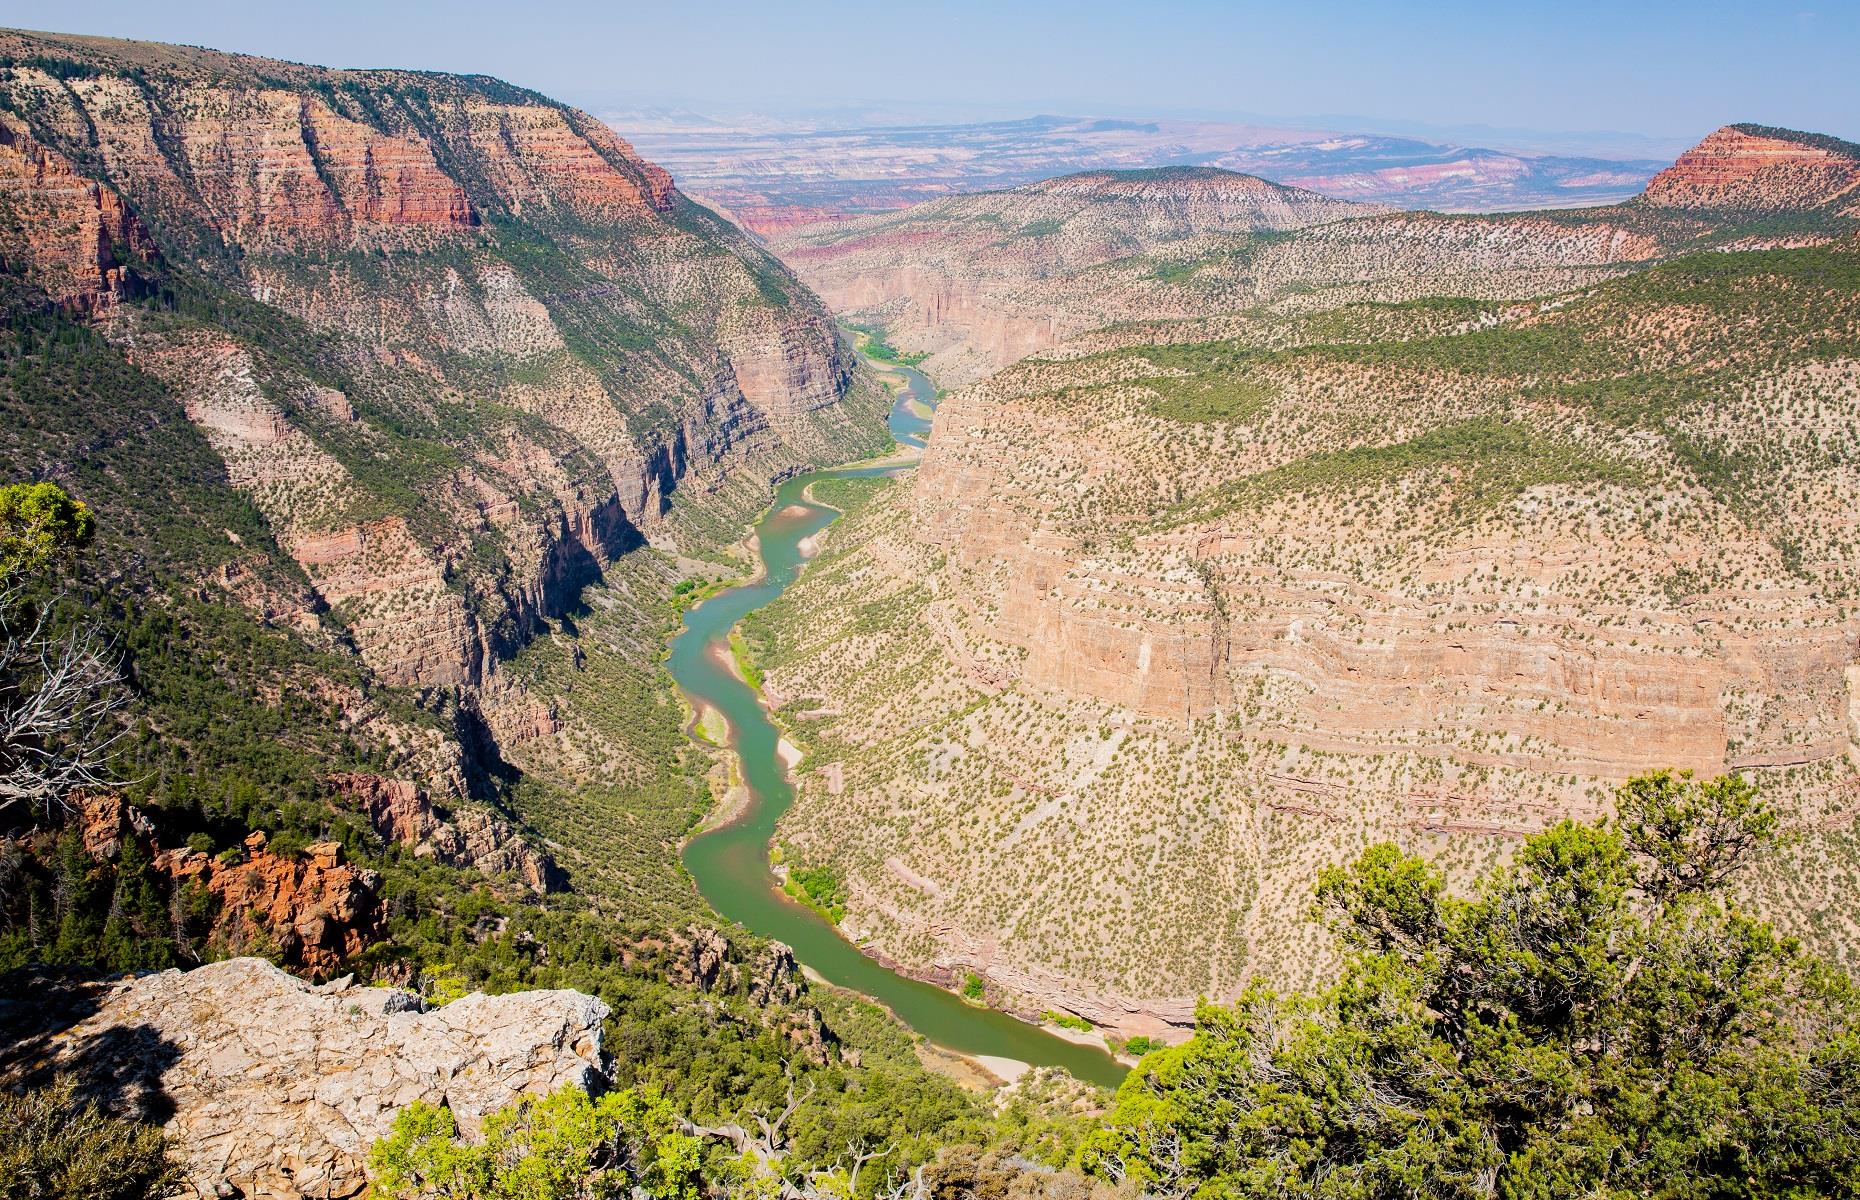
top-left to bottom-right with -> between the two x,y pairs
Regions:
671,360 -> 1126,1089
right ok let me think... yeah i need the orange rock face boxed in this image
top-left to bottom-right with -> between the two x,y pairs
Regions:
73,794 -> 383,978
36,75 -> 478,247
156,831 -> 382,978
0,114 -> 157,311
1640,124 -> 1860,211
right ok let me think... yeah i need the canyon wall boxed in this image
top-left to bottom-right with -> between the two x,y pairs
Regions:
771,127 -> 1860,389
0,30 -> 890,831
752,132 -> 1860,1032
773,167 -> 1386,386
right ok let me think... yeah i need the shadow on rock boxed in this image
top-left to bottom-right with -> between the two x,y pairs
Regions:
0,967 -> 181,1122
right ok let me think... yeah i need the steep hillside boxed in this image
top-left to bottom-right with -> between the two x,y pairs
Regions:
751,220 -> 1860,1032
0,28 -> 889,924
772,125 -> 1860,387
773,167 -> 1384,385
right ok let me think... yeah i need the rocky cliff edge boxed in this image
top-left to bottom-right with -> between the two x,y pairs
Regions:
7,957 -> 609,1199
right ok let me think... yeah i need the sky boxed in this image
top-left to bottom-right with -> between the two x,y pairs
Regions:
11,0 -> 1859,146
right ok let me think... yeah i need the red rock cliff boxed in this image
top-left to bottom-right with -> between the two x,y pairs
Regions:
1640,124 -> 1860,211
0,113 -> 157,310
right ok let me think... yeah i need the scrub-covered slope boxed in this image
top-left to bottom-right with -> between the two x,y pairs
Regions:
749,129 -> 1860,1034
773,125 -> 1860,388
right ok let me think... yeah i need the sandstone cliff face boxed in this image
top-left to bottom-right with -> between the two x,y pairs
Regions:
774,167 -> 1386,387
23,957 -> 609,1199
0,112 -> 156,311
0,29 -> 890,913
755,237 -> 1860,1028
0,28 -> 888,692
1640,124 -> 1860,212
329,771 -> 562,893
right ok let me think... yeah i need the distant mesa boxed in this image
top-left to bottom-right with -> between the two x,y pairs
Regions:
1019,165 -> 1366,204
1639,123 -> 1860,212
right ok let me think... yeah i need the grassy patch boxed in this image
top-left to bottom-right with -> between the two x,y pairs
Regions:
846,324 -> 929,368
776,848 -> 849,923
1172,418 -> 1642,527
1144,370 -> 1281,423
728,628 -> 764,689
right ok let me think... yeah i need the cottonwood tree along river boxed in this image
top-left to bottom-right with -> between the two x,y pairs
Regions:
672,357 -> 1126,1089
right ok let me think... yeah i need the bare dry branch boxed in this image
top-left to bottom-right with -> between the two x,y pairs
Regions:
0,581 -> 129,821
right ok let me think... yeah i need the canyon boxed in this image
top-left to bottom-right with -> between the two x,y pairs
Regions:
749,124 -> 1860,1034
2,16 -> 1860,1195
775,167 -> 1382,386
772,125 -> 1860,393
0,27 -> 891,916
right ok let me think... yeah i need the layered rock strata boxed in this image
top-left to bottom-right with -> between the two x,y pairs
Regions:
1640,124 -> 1860,212
329,771 -> 562,893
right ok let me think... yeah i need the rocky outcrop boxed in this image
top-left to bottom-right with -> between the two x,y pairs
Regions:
1640,124 -> 1860,212
157,832 -> 383,978
27,957 -> 609,1199
75,789 -> 157,859
329,771 -> 562,893
0,112 -> 156,311
73,792 -> 384,978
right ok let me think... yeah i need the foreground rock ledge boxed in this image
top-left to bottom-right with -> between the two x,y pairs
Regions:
44,957 -> 610,1199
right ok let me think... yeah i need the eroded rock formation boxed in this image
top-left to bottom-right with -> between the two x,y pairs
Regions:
0,28 -> 889,693
0,29 -> 894,930
1640,124 -> 1860,212
752,154 -> 1860,1028
329,771 -> 562,893
78,793 -> 384,977
0,112 -> 157,311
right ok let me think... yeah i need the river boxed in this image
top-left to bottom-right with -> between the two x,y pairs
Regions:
670,356 -> 1127,1090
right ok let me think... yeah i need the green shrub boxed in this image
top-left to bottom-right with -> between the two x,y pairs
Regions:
1080,773 -> 1860,1198
0,1077 -> 180,1200
784,859 -> 848,924
367,1084 -> 703,1200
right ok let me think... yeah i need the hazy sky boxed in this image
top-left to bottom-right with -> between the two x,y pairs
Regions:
13,0 -> 1859,141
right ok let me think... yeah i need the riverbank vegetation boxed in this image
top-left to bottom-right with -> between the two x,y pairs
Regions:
845,323 -> 930,368
0,473 -> 993,1196
779,850 -> 850,924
